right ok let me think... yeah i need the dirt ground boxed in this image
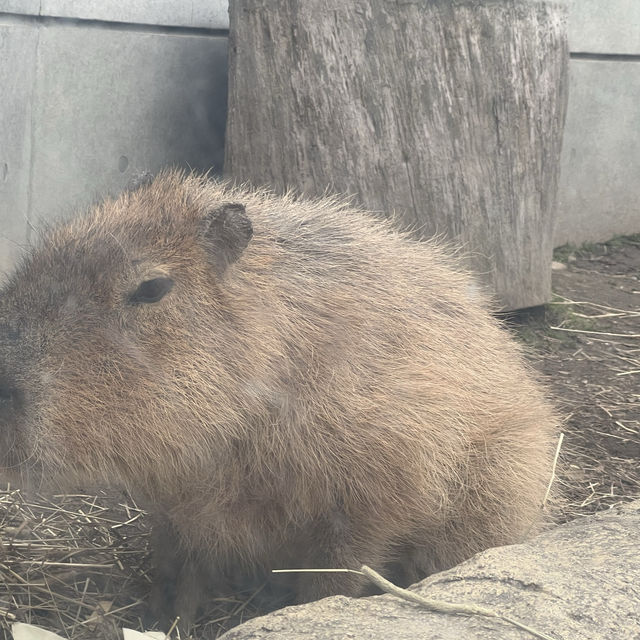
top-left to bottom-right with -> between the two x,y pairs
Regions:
1,236 -> 639,640
509,235 -> 640,521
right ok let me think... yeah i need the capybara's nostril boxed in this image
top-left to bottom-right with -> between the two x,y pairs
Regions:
0,323 -> 21,343
0,379 -> 21,412
0,383 -> 12,401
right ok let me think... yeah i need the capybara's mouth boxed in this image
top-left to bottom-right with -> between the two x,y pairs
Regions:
0,448 -> 42,488
0,382 -> 33,481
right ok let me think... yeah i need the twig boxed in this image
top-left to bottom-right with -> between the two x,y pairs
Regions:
359,565 -> 558,640
164,616 -> 180,639
272,568 -> 361,574
543,433 -> 565,508
549,326 -> 640,338
11,561 -> 115,569
549,297 -> 638,315
572,311 -> 639,319
73,600 -> 143,628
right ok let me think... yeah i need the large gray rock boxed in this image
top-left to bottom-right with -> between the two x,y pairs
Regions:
220,501 -> 640,640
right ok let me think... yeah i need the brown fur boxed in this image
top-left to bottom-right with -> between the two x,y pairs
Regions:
0,171 -> 558,628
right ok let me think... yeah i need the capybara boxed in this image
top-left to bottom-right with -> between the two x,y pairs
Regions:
0,171 -> 557,628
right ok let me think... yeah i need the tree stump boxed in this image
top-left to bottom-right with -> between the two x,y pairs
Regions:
225,0 -> 569,310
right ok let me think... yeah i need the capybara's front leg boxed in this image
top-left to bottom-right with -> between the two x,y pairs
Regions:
146,512 -> 211,633
293,513 -> 386,602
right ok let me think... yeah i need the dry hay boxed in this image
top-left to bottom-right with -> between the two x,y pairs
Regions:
547,297 -> 640,521
0,488 -> 149,639
0,489 -> 262,639
510,237 -> 640,522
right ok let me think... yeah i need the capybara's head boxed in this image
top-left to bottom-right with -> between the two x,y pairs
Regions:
0,172 -> 253,491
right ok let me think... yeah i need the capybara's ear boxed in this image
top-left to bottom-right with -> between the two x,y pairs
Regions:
201,203 -> 253,272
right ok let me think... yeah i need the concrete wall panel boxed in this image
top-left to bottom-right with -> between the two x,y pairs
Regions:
556,60 -> 640,245
0,0 -> 229,29
26,25 -> 227,229
562,0 -> 640,55
0,1 -> 40,14
0,23 -> 37,274
0,19 -> 228,267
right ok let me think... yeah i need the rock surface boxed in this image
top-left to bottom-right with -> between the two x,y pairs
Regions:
219,501 -> 640,640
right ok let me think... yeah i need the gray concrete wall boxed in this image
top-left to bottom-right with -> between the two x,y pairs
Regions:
0,3 -> 228,275
7,0 -> 229,29
556,0 -> 640,245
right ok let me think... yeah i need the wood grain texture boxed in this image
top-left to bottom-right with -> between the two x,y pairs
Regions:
225,0 -> 569,310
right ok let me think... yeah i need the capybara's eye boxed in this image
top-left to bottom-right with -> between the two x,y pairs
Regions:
128,277 -> 174,305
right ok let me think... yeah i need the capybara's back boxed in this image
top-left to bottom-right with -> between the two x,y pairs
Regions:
0,171 -> 557,627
